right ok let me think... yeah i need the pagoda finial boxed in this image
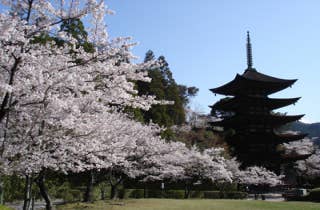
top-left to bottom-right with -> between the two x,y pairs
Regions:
246,31 -> 253,70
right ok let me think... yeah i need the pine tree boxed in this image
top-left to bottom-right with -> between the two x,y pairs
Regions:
137,50 -> 198,128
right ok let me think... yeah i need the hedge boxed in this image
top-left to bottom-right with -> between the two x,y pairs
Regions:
125,189 -> 145,199
284,188 -> 320,202
190,191 -> 204,198
165,190 -> 185,199
203,191 -> 247,199
124,189 -> 247,199
203,191 -> 221,199
307,188 -> 320,202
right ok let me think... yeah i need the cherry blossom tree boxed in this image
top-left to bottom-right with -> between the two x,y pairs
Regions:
281,138 -> 315,185
138,145 -> 233,199
282,138 -> 315,157
238,166 -> 283,187
177,147 -> 232,198
0,1 -> 168,209
225,158 -> 283,191
296,149 -> 320,178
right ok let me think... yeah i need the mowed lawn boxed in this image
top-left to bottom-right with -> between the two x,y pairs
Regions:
0,205 -> 13,210
57,199 -> 320,210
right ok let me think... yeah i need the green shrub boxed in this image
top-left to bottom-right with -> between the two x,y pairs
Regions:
122,189 -> 246,200
214,182 -> 238,192
122,189 -> 145,199
307,188 -> 320,202
203,191 -> 247,199
55,182 -> 85,202
165,190 -> 185,199
203,191 -> 221,199
60,191 -> 74,203
129,189 -> 145,198
225,191 -> 247,199
146,189 -> 163,198
118,188 -> 126,199
121,189 -> 131,199
3,175 -> 25,202
190,191 -> 204,198
143,189 -> 185,199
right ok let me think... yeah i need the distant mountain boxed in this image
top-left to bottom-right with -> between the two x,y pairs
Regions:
288,121 -> 320,138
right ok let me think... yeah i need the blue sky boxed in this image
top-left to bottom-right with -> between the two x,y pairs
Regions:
104,0 -> 320,123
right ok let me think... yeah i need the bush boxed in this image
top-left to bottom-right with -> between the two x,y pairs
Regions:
123,189 -> 246,200
118,189 -> 124,199
203,191 -> 247,199
4,175 -> 25,202
56,185 -> 83,202
307,188 -> 320,202
54,182 -> 88,202
190,191 -> 204,198
126,189 -> 145,199
165,190 -> 185,199
225,191 -> 247,199
203,191 -> 221,199
129,189 -> 185,199
146,189 -> 163,198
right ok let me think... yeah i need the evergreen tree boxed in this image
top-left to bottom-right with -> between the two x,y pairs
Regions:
32,18 -> 94,53
137,50 -> 198,128
144,50 -> 155,62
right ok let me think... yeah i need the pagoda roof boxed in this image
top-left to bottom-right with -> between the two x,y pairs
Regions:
226,131 -> 307,144
209,113 -> 304,128
242,69 -> 295,83
281,153 -> 312,162
210,96 -> 301,111
210,70 -> 297,96
275,132 -> 308,143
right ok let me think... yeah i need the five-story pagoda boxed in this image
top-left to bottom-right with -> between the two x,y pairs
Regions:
210,32 -> 308,172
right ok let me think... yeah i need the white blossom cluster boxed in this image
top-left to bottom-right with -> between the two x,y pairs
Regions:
282,137 -> 314,156
282,137 -> 320,178
296,149 -> 320,178
224,159 -> 283,187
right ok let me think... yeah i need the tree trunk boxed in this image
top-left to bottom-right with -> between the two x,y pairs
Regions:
23,175 -> 33,210
83,170 -> 95,202
184,182 -> 191,199
110,184 -> 118,200
36,172 -> 52,210
31,196 -> 35,210
143,184 -> 147,198
108,172 -> 123,200
110,180 -> 123,200
0,176 -> 4,205
100,187 -> 105,200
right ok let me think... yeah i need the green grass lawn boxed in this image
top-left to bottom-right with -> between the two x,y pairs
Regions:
57,199 -> 320,210
0,205 -> 13,210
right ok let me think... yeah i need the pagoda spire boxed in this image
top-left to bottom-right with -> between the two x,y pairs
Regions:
246,31 -> 254,70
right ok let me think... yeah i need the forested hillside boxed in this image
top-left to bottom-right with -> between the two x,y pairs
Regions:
287,121 -> 320,138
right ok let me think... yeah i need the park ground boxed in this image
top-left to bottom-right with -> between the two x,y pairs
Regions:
54,199 -> 320,210
0,205 -> 12,210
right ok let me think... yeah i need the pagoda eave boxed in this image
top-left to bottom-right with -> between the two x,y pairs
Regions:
275,133 -> 308,143
281,154 -> 312,162
209,114 -> 304,128
210,96 -> 301,111
211,72 -> 297,96
225,132 -> 307,144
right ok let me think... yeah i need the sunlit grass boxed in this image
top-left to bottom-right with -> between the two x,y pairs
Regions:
0,205 -> 13,210
57,199 -> 320,210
